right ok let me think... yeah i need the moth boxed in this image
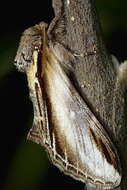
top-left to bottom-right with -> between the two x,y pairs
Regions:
14,22 -> 121,189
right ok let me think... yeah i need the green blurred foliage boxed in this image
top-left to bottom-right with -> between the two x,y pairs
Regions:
96,0 -> 127,36
0,0 -> 127,190
4,141 -> 49,190
0,37 -> 16,79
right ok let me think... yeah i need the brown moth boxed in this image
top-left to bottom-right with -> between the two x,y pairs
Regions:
14,22 -> 121,189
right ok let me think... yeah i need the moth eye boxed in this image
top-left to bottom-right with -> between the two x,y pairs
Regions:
34,46 -> 40,52
34,46 -> 38,50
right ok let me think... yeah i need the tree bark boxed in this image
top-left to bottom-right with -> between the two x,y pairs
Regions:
49,0 -> 127,190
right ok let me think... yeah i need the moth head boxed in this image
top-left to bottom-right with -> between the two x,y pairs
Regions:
14,22 -> 48,72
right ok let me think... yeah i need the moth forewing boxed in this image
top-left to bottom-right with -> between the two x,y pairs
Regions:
40,44 -> 121,189
14,23 -> 121,190
14,22 -> 49,144
28,43 -> 121,189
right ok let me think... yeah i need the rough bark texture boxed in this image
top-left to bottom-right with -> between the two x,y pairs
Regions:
49,0 -> 127,190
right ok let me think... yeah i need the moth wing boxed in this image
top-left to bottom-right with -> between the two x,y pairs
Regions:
25,49 -> 50,146
26,42 -> 121,189
27,88 -> 49,146
41,45 -> 121,189
52,91 -> 121,189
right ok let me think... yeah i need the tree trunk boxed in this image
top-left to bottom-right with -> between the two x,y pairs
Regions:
49,0 -> 127,189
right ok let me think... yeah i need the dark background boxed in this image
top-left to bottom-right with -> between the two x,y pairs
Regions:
0,0 -> 127,190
